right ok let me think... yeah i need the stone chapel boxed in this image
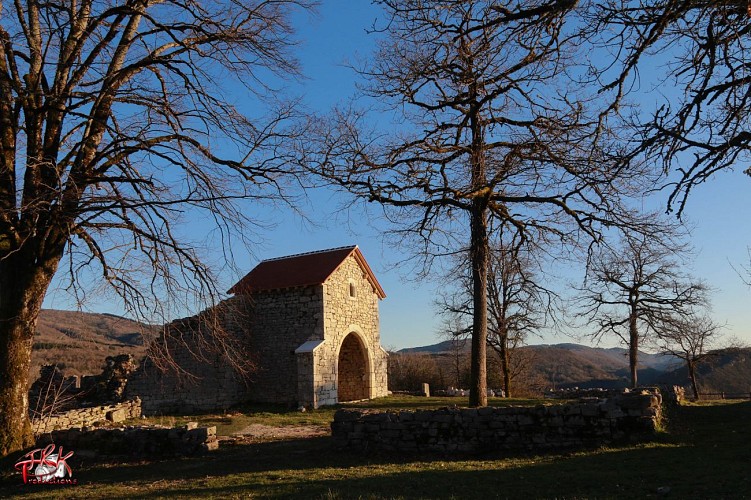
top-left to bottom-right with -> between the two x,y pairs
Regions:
128,245 -> 389,413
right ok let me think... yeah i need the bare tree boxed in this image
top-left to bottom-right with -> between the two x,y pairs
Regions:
437,317 -> 470,390
504,346 -> 545,397
307,0 -> 643,407
0,0 -> 309,456
585,1 -> 751,216
387,351 -> 443,392
28,365 -> 79,426
577,231 -> 708,388
486,241 -> 560,397
658,313 -> 724,400
438,235 -> 559,397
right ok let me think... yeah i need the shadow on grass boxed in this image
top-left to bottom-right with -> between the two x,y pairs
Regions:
86,437 -> 748,499
2,401 -> 749,499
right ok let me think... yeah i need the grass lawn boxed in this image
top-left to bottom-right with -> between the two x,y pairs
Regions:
129,396 -> 552,436
1,396 -> 749,499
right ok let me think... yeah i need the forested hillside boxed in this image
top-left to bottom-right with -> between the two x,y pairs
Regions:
393,342 -> 749,396
32,309 -> 149,377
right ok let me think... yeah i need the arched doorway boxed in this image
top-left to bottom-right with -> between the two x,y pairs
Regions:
337,333 -> 369,402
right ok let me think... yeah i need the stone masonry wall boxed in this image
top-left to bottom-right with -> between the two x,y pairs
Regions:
126,298 -> 253,414
32,399 -> 142,434
245,285 -> 323,404
332,389 -> 662,453
311,254 -> 388,407
128,285 -> 325,412
37,422 -> 218,456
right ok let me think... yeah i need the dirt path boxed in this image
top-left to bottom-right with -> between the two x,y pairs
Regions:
230,424 -> 330,441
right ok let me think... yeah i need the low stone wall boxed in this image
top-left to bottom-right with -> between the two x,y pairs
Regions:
544,388 -> 624,399
32,399 -> 142,434
332,389 -> 662,453
36,422 -> 218,457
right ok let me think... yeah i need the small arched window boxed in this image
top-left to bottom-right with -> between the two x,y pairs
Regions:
348,280 -> 357,299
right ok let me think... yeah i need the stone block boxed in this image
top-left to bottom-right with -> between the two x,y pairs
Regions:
186,426 -> 216,442
617,394 -> 655,410
477,406 -> 494,416
488,420 -> 508,430
106,408 -> 128,423
197,439 -> 220,452
517,415 -> 535,426
460,408 -> 479,420
581,404 -> 599,417
334,410 -> 363,422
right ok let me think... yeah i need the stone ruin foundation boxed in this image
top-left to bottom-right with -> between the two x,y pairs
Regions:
29,354 -> 138,420
30,384 -> 217,458
32,398 -> 142,434
37,422 -> 218,457
332,388 -> 663,453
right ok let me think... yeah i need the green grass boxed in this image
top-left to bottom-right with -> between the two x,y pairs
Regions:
2,397 -> 749,499
125,402 -> 339,436
129,396 -> 555,436
342,396 -> 554,411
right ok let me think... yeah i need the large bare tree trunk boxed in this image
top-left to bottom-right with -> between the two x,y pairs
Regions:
469,201 -> 488,407
0,322 -> 34,456
628,305 -> 639,389
468,60 -> 488,407
0,245 -> 63,456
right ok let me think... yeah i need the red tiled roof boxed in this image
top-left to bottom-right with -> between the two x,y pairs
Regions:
227,245 -> 386,298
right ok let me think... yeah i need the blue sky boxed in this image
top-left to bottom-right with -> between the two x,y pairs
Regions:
43,1 -> 751,350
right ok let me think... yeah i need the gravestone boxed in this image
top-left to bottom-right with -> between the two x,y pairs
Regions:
421,383 -> 430,397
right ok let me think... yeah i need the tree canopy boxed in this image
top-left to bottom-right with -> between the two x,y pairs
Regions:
0,0 -> 309,456
307,0 -> 651,405
586,0 -> 751,215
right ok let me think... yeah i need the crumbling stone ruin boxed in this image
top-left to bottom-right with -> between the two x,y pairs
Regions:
27,361 -> 214,457
669,385 -> 685,405
90,354 -> 137,403
28,352 -> 141,435
29,364 -> 80,417
125,302 -> 255,414
29,354 -> 138,411
127,246 -> 390,413
32,398 -> 142,434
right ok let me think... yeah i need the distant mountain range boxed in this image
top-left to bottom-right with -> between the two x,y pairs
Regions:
400,340 -> 677,370
400,340 -> 751,394
29,309 -> 751,395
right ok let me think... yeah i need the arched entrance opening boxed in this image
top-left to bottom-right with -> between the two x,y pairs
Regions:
337,333 -> 369,402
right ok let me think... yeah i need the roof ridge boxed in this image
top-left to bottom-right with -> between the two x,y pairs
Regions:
227,244 -> 385,298
261,245 -> 357,263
